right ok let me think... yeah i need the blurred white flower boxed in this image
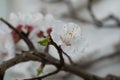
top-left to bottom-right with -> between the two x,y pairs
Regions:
8,12 -> 56,38
0,22 -> 15,61
8,13 -> 44,44
29,13 -> 56,51
8,12 -> 43,49
29,13 -> 55,38
9,12 -> 43,32
8,12 -> 55,51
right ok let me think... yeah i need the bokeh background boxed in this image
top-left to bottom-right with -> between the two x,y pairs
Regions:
0,0 -> 120,80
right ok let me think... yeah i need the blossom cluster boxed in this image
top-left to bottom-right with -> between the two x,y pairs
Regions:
0,12 -> 85,62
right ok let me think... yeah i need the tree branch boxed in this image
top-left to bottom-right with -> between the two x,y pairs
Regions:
0,51 -> 103,80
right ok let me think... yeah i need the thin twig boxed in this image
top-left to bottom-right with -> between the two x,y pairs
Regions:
49,35 -> 64,67
24,68 -> 59,80
62,50 -> 74,64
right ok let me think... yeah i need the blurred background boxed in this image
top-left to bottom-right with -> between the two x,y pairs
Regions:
0,0 -> 120,80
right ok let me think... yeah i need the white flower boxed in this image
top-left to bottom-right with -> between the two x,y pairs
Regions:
8,12 -> 44,49
29,13 -> 55,38
50,23 -> 86,62
28,14 -> 56,51
0,22 -> 15,61
8,12 -> 56,51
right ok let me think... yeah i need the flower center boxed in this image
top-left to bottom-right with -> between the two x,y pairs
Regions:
60,36 -> 71,46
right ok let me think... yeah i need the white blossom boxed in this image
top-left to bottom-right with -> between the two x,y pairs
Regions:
8,12 -> 44,51
50,22 -> 86,62
8,12 -> 56,51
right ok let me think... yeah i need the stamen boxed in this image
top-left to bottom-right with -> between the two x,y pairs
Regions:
60,36 -> 71,46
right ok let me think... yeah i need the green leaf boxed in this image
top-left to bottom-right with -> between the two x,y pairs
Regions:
38,37 -> 49,46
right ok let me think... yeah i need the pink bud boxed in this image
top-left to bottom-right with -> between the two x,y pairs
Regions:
16,25 -> 23,31
11,31 -> 20,43
25,25 -> 34,32
47,27 -> 52,34
37,31 -> 44,38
